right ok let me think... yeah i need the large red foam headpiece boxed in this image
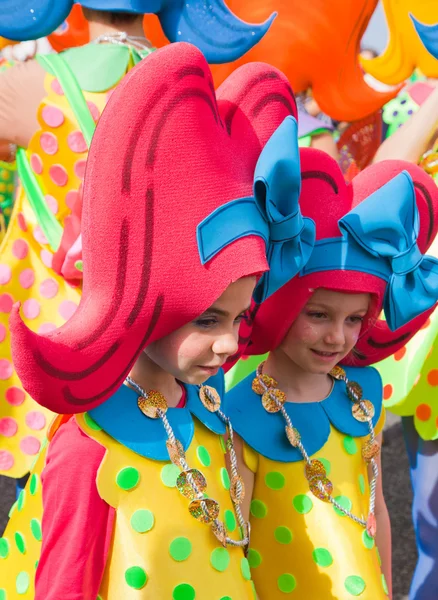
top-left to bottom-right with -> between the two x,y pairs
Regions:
10,42 -> 298,414
246,150 -> 438,366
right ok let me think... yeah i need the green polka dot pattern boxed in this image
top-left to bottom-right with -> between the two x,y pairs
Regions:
312,547 -> 333,567
343,436 -> 358,455
265,471 -> 285,490
333,495 -> 353,516
160,464 -> 180,487
130,509 -> 154,533
376,547 -> 382,566
0,589 -> 5,600
362,530 -> 375,550
116,467 -> 140,491
250,499 -> 268,518
344,575 -> 366,596
220,467 -> 230,490
358,474 -> 366,495
241,557 -> 251,580
219,597 -> 232,600
0,538 -> 9,559
224,509 -> 236,532
211,547 -> 230,572
125,566 -> 148,589
29,473 -> 39,496
14,532 -> 26,555
277,573 -> 296,593
219,436 -> 227,454
274,526 -> 293,544
382,574 -> 389,595
317,457 -> 331,475
173,583 -> 196,600
292,494 -> 313,514
17,490 -> 26,512
16,571 -> 30,594
169,537 -> 192,562
196,446 -> 211,467
8,501 -> 17,518
248,548 -> 262,568
84,412 -> 102,431
30,518 -> 42,542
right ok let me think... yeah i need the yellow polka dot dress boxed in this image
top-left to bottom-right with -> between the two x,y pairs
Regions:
226,365 -> 389,599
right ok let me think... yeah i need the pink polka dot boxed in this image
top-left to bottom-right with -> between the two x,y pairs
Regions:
20,436 -> 41,456
0,323 -> 6,343
40,278 -> 59,299
74,159 -> 86,180
42,105 -> 65,128
41,249 -> 53,268
87,101 -> 100,122
0,264 -> 12,285
0,450 -> 14,470
30,153 -> 43,175
0,417 -> 18,437
51,78 -> 64,95
12,238 -> 29,260
106,89 -> 115,102
17,212 -> 28,232
0,294 -> 13,313
67,131 -> 87,153
0,359 -> 13,379
33,226 -> 48,246
59,300 -> 77,320
40,132 -> 59,155
19,268 -> 35,289
49,164 -> 69,187
23,298 -> 40,320
25,411 -> 46,431
65,189 -> 79,210
5,386 -> 25,406
38,322 -> 56,334
45,195 -> 59,215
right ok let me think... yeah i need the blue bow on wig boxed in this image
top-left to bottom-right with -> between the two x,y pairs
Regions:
197,116 -> 316,303
0,0 -> 275,64
410,14 -> 438,60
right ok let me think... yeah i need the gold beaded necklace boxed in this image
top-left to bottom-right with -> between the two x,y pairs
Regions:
125,377 -> 250,551
252,362 -> 380,538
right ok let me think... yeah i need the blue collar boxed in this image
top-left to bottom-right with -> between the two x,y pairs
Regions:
88,371 -> 226,461
224,365 -> 382,462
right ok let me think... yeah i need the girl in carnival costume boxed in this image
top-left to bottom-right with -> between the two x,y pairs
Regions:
225,151 -> 438,599
0,42 -> 310,598
0,0 -> 275,483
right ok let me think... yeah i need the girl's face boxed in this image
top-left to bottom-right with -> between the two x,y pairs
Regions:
280,288 -> 371,375
144,276 -> 256,385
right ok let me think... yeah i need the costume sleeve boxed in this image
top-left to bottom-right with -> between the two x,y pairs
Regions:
35,417 -> 115,600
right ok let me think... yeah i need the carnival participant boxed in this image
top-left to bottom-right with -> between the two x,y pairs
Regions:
0,42 -> 307,598
225,152 -> 438,599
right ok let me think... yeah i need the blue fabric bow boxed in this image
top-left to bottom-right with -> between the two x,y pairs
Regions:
197,116 -> 316,303
410,15 -> 438,60
339,171 -> 438,330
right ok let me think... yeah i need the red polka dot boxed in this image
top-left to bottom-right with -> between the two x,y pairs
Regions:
59,300 -> 77,321
383,384 -> 393,400
0,264 -> 12,284
74,159 -> 86,180
20,436 -> 41,456
25,411 -> 46,431
0,359 -> 13,380
19,268 -> 35,289
421,318 -> 431,330
0,323 -> 6,343
87,101 -> 100,122
30,153 -> 43,175
33,226 -> 48,246
0,450 -> 14,470
40,132 -> 59,155
394,347 -> 406,361
40,249 -> 53,268
49,164 -> 69,187
0,417 -> 18,437
5,386 -> 25,406
427,370 -> 438,386
416,404 -> 432,422
38,322 -> 56,334
67,131 -> 87,153
42,105 -> 64,128
23,299 -> 40,320
17,212 -> 27,232
39,278 -> 59,299
12,238 -> 29,259
65,189 -> 79,210
45,195 -> 58,215
51,78 -> 64,95
0,294 -> 13,313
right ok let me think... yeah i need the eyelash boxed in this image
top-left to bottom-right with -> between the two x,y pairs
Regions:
306,312 -> 364,324
194,314 -> 249,329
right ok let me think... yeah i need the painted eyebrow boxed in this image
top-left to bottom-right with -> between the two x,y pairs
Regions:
201,305 -> 251,318
306,303 -> 368,314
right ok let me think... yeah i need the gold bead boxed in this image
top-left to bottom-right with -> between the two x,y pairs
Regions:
329,365 -> 346,380
189,498 -> 220,523
262,388 -> 286,413
309,476 -> 333,502
230,474 -> 245,505
166,438 -> 186,466
211,520 -> 228,546
362,439 -> 380,463
252,373 -> 278,395
176,469 -> 207,500
199,385 -> 221,413
352,399 -> 375,422
138,390 -> 167,419
305,459 -> 327,481
286,426 -> 301,447
347,381 -> 363,402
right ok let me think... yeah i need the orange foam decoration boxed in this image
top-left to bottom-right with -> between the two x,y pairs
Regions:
47,4 -> 90,52
361,0 -> 438,84
0,38 -> 17,50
